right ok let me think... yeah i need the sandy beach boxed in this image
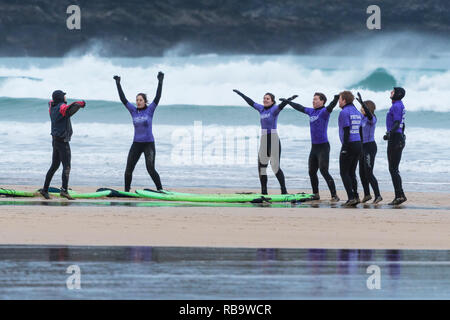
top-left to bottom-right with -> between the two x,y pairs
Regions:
0,185 -> 449,250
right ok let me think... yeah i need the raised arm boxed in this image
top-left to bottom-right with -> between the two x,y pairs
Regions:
356,92 -> 373,120
326,94 -> 340,113
152,72 -> 164,105
285,100 -> 307,114
233,89 -> 255,107
113,75 -> 128,106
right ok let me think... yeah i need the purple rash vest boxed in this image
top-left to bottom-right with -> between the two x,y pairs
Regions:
338,104 -> 362,144
126,101 -> 157,142
386,100 -> 405,134
361,115 -> 377,144
303,107 -> 331,144
253,103 -> 281,133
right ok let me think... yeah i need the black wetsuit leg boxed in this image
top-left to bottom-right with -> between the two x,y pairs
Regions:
308,146 -> 320,194
258,133 -> 287,194
143,142 -> 163,190
43,138 -> 71,191
387,133 -> 405,198
125,142 -> 163,192
317,143 -> 337,196
360,141 -> 381,198
340,141 -> 362,200
125,142 -> 143,192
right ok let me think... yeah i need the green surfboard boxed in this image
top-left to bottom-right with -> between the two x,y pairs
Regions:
47,187 -> 111,199
0,188 -> 36,197
136,189 -> 314,203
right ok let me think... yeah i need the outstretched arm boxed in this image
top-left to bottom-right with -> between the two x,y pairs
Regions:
113,75 -> 128,106
286,100 -> 307,114
152,72 -> 164,105
326,94 -> 340,113
356,92 -> 373,120
233,89 -> 255,107
66,101 -> 86,117
278,95 -> 298,110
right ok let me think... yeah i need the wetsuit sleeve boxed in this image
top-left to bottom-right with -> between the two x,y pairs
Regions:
152,78 -> 163,106
342,127 -> 350,151
66,101 -> 85,117
389,120 -> 401,134
326,95 -> 339,113
359,126 -> 363,141
289,101 -> 307,114
115,82 -> 129,106
361,101 -> 373,121
234,90 -> 255,107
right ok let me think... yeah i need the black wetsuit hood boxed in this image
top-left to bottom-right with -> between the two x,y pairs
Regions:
392,87 -> 405,101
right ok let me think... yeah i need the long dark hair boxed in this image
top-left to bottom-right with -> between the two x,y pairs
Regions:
137,93 -> 148,105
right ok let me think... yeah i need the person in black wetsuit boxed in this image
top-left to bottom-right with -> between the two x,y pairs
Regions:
384,87 -> 407,205
279,93 -> 340,201
233,89 -> 297,195
39,90 -> 86,200
355,93 -> 382,204
337,91 -> 363,207
114,72 -> 164,192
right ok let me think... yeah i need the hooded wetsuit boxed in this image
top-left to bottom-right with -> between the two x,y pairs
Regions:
116,78 -> 163,191
386,92 -> 406,199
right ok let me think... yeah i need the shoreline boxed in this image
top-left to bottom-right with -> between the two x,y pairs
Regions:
1,185 -> 449,250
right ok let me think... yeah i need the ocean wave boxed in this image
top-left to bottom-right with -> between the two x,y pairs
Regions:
0,54 -> 449,112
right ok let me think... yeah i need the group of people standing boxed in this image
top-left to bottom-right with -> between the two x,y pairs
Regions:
233,87 -> 407,207
38,71 -> 407,207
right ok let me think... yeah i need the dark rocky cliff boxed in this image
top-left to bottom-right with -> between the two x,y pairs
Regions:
0,0 -> 448,56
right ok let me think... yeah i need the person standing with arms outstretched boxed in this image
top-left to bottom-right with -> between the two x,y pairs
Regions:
39,90 -> 86,200
338,91 -> 363,207
384,87 -> 407,205
233,89 -> 296,195
355,92 -> 382,204
280,93 -> 340,201
114,72 -> 164,192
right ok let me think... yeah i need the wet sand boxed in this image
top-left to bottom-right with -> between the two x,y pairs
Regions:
0,185 -> 449,250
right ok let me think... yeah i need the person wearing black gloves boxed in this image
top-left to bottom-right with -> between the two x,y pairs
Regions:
384,87 -> 407,205
355,92 -> 382,204
233,89 -> 297,195
279,93 -> 340,201
337,91 -> 363,207
39,90 -> 86,200
114,72 -> 164,192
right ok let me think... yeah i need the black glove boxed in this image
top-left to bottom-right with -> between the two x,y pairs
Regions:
233,89 -> 242,95
157,71 -> 164,82
287,95 -> 298,101
383,132 -> 390,141
113,75 -> 121,83
334,94 -> 340,100
356,92 -> 363,105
